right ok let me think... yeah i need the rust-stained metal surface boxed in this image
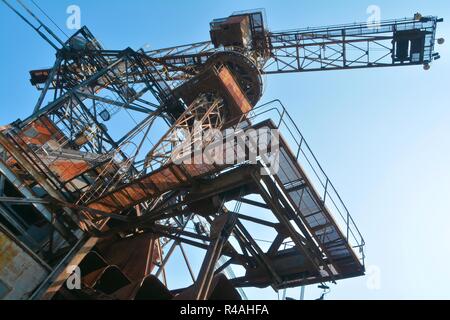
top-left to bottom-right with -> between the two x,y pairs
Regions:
96,234 -> 160,282
0,230 -> 49,300
47,159 -> 91,182
173,64 -> 254,127
42,234 -> 162,300
18,116 -> 65,147
210,15 -> 251,49
217,66 -> 252,116
87,162 -> 216,214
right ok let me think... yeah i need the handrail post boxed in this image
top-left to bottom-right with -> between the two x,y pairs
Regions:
346,212 -> 350,240
296,137 -> 304,160
277,108 -> 285,128
323,179 -> 329,203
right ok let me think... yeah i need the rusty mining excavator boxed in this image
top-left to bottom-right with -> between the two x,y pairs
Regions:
0,2 -> 443,300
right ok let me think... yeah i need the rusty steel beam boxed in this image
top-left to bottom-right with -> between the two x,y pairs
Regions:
190,213 -> 237,300
179,243 -> 196,283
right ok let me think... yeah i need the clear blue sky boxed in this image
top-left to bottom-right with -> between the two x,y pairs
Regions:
1,0 -> 449,300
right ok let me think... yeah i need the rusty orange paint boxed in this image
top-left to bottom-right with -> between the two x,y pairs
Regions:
85,157 -> 224,216
18,116 -> 65,146
218,66 -> 252,115
82,72 -> 251,217
49,159 -> 91,182
86,164 -> 190,214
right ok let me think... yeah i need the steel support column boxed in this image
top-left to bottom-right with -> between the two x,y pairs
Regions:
191,213 -> 237,300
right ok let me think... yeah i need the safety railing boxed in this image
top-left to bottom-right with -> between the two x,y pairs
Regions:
246,100 -> 366,265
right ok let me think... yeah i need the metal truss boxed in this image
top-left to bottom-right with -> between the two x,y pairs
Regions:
145,15 -> 441,78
